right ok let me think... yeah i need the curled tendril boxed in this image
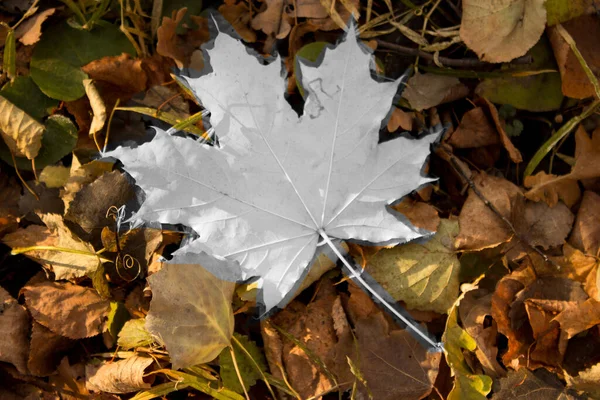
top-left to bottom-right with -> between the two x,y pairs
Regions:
115,253 -> 141,282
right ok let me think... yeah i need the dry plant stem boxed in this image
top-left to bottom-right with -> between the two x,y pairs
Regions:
9,147 -> 39,201
231,335 -> 277,399
229,346 -> 250,400
376,39 -> 533,68
11,245 -> 112,263
104,98 -> 120,152
317,229 -> 443,350
447,155 -> 560,269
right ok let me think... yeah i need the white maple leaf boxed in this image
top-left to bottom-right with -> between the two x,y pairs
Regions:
106,27 -> 439,328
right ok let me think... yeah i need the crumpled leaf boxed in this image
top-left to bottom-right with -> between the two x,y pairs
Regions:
146,263 -> 235,369
402,72 -> 469,111
0,94 -> 45,159
22,277 -> 111,339
0,286 -> 30,374
14,7 -> 56,45
86,355 -> 154,393
219,333 -> 267,394
83,79 -> 107,136
117,318 -> 154,350
362,219 -> 460,314
443,286 -> 493,400
459,0 -> 547,63
106,28 -> 438,311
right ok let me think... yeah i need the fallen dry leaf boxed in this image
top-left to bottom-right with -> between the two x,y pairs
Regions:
447,107 -> 501,149
570,126 -> 600,181
27,321 -> 73,377
218,1 -> 257,43
364,219 -> 460,314
146,262 -> 235,369
493,368 -> 579,399
392,197 -> 440,232
548,15 -> 600,99
0,95 -> 45,159
481,98 -> 523,163
251,0 -> 292,38
554,297 -> 600,339
402,72 -> 469,111
83,79 -> 107,136
524,171 -> 581,208
0,286 -> 30,374
86,356 -> 154,394
22,277 -> 111,339
0,174 -> 20,238
61,154 -> 114,211
82,54 -> 148,96
565,362 -> 600,398
458,289 -> 506,377
460,0 -> 547,63
157,8 -> 211,68
15,7 -> 56,45
387,106 -> 414,132
569,190 -> 600,256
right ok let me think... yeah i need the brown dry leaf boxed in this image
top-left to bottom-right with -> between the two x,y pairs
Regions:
524,171 -> 581,208
387,106 -> 414,132
493,368 -> 580,399
83,79 -> 107,137
565,362 -> 600,398
460,0 -> 547,63
61,155 -> 114,211
101,227 -> 163,280
570,126 -> 600,181
455,173 -> 573,254
0,286 -> 30,374
392,197 -> 440,232
22,277 -> 111,339
458,289 -> 506,377
15,7 -> 56,45
492,265 -> 589,369
447,107 -> 501,149
0,95 -> 45,159
157,9 -> 212,68
402,72 -> 469,111
554,298 -> 600,339
48,357 -> 90,398
548,15 -> 600,99
82,54 -> 148,96
481,98 -> 523,163
64,170 -> 135,246
27,321 -> 73,377
251,0 -> 292,38
546,244 -> 600,301
218,2 -> 257,43
569,191 -> 600,256
86,356 -> 154,394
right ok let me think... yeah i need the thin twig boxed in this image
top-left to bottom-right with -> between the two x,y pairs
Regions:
447,154 -> 561,269
9,148 -> 39,201
376,39 -> 533,68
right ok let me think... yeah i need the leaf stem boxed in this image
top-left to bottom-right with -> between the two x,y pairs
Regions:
230,335 -> 276,400
11,246 -> 112,263
229,346 -> 250,400
317,229 -> 443,351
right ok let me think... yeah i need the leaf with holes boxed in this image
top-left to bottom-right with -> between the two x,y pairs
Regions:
105,26 -> 438,313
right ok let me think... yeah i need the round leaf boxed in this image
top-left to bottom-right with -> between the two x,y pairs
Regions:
30,21 -> 136,101
0,76 -> 57,120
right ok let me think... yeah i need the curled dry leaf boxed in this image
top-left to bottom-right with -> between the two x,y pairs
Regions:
459,0 -> 547,63
402,72 -> 468,111
364,219 -> 460,314
86,356 -> 154,394
547,15 -> 600,99
0,95 -> 45,159
0,286 -> 30,374
83,79 -> 107,136
480,98 -> 522,163
569,191 -> 600,256
146,263 -> 235,369
23,278 -> 111,339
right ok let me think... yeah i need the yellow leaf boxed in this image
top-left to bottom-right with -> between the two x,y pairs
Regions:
0,95 -> 45,159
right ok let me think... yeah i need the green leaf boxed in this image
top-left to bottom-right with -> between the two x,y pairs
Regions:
0,76 -> 58,120
443,294 -> 492,400
475,37 -> 563,112
545,0 -> 593,26
363,219 -> 461,314
3,29 -> 16,80
30,21 -> 136,101
117,318 -> 154,349
107,301 -> 130,340
219,333 -> 267,394
0,114 -> 78,170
